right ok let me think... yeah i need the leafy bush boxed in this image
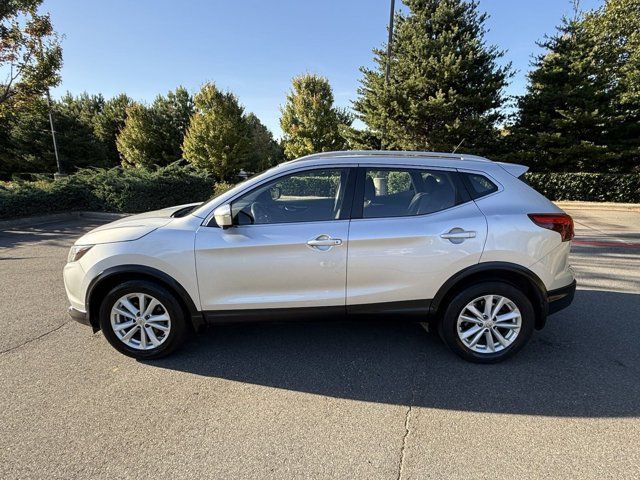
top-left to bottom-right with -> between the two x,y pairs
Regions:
1,168 -> 638,220
524,173 -> 640,203
0,163 -> 216,219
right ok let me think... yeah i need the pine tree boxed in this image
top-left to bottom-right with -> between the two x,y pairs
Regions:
54,92 -> 111,168
513,11 -> 613,171
245,113 -> 284,172
280,74 -> 351,159
584,0 -> 640,172
93,93 -> 134,165
182,83 -> 253,180
353,0 -> 510,154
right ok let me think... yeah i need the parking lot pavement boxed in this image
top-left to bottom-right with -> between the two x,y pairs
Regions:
0,206 -> 639,480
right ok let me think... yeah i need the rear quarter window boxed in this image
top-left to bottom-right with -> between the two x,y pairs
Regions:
462,173 -> 499,200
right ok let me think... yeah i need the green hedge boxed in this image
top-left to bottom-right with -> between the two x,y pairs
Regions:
1,168 -> 638,220
0,164 -> 216,220
524,173 -> 640,203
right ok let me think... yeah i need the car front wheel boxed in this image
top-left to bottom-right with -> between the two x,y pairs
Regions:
440,282 -> 535,363
99,280 -> 188,359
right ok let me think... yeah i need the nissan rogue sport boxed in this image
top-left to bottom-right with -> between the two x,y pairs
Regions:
64,151 -> 576,363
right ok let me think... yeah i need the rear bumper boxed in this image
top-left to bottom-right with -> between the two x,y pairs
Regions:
68,306 -> 91,327
547,280 -> 576,315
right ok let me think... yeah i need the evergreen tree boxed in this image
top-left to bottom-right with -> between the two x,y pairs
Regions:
153,86 -> 194,162
353,0 -> 510,154
245,113 -> 284,172
280,74 -> 351,159
514,0 -> 640,172
182,82 -> 253,180
55,92 -> 111,168
1,92 -> 112,175
94,93 -> 134,165
584,0 -> 640,171
0,97 -> 53,175
117,87 -> 194,168
513,11 -> 613,171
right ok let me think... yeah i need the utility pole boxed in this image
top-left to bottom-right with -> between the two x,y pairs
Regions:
38,38 -> 64,179
45,87 -> 64,179
381,0 -> 396,150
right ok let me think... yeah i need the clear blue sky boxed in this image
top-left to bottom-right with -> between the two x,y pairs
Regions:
45,0 -> 602,138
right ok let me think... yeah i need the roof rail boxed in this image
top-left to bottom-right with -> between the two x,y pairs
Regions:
288,150 -> 492,163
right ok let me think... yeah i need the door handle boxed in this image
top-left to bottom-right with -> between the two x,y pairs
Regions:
440,228 -> 476,243
440,231 -> 476,239
307,235 -> 343,249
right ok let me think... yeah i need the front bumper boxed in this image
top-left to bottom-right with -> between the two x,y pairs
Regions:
547,280 -> 577,315
68,306 -> 91,327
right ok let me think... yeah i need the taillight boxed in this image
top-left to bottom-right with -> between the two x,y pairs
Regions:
528,213 -> 574,242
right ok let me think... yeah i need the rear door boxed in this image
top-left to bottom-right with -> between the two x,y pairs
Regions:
346,166 -> 487,308
195,166 -> 356,312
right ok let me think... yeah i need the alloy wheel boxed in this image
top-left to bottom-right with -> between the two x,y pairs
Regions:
456,294 -> 522,354
110,293 -> 171,350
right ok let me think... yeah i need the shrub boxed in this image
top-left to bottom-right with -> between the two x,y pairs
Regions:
524,173 -> 640,203
0,163 -> 217,219
1,169 -> 638,220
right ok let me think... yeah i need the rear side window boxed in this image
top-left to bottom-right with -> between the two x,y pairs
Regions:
462,173 -> 498,199
360,168 -> 468,218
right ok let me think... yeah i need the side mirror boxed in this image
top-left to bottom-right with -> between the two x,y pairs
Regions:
213,204 -> 233,228
270,186 -> 282,200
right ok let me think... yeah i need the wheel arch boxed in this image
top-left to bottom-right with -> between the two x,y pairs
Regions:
86,265 -> 204,332
430,262 -> 549,330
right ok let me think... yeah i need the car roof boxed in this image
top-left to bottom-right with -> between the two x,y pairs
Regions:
277,150 -> 528,177
281,150 -> 492,167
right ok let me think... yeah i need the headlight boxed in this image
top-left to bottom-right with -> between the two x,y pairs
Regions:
67,245 -> 93,263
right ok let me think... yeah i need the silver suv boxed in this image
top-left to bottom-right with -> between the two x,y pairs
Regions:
65,151 -> 576,363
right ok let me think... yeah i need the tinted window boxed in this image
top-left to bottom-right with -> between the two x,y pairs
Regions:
362,168 -> 463,218
232,168 -> 350,225
463,173 -> 498,199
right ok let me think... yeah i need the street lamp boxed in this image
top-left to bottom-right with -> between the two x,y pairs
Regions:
382,0 -> 396,150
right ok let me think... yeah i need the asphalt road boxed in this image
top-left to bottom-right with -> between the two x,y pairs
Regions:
0,206 -> 639,479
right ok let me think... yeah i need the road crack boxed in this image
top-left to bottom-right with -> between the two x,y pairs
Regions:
396,352 -> 422,480
396,402 -> 413,480
0,321 -> 69,355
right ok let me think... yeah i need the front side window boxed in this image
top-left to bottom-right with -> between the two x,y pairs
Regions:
231,168 -> 350,225
362,168 -> 464,218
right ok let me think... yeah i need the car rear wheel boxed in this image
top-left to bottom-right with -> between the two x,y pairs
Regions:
99,280 -> 188,359
440,282 -> 535,363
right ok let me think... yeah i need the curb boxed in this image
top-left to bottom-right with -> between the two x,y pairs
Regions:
0,211 -> 129,231
555,201 -> 640,212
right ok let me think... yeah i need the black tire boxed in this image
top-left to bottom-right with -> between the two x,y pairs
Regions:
439,281 -> 535,363
99,280 -> 188,359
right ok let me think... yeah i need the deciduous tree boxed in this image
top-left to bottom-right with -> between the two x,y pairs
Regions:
0,0 -> 62,112
117,87 -> 194,168
280,74 -> 351,159
182,83 -> 252,179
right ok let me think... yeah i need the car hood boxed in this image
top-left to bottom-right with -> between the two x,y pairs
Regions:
75,203 -> 200,245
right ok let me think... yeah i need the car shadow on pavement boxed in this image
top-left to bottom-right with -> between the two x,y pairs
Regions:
147,289 -> 640,418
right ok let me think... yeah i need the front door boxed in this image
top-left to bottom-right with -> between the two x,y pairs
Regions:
195,167 -> 355,312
